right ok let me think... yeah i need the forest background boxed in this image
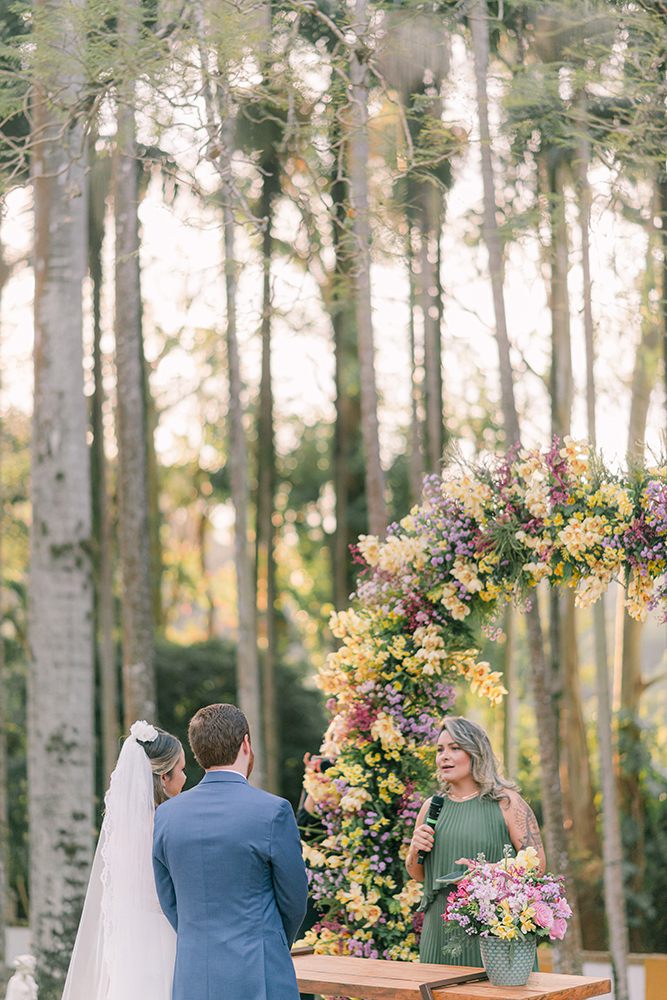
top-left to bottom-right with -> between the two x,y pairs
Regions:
0,0 -> 666,996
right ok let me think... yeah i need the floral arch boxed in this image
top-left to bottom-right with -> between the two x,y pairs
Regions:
299,438 -> 667,961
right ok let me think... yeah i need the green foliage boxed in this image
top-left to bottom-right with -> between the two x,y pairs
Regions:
155,637 -> 328,807
0,0 -> 30,183
618,712 -> 667,950
643,765 -> 667,951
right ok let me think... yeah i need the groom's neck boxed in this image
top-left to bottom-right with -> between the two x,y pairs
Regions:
207,764 -> 248,778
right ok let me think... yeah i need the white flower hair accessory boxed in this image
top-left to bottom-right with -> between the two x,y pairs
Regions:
130,720 -> 158,742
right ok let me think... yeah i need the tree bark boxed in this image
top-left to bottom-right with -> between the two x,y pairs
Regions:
468,0 -> 520,450
616,250 -> 660,949
349,0 -> 387,537
0,233 -> 12,947
546,154 -> 597,953
595,596 -> 630,997
561,592 -> 599,858
257,170 -> 279,794
331,157 -> 367,609
579,132 -> 631,998
89,146 -> 119,786
418,187 -> 444,472
502,606 -> 517,779
467,3 -> 581,970
407,233 -> 424,502
114,94 -> 156,730
221,117 -> 265,787
549,160 -> 573,442
30,16 -> 95,987
660,178 -> 667,444
526,601 -> 583,973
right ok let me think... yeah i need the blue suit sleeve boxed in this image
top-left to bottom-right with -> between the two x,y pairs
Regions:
270,799 -> 309,946
152,807 -> 178,933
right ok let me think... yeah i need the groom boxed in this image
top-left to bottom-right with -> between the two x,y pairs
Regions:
153,703 -> 309,1000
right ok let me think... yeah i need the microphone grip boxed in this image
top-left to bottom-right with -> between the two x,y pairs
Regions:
415,794 -> 444,865
416,818 -> 437,865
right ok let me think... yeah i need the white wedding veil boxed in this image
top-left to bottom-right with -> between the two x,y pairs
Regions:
62,726 -> 176,1000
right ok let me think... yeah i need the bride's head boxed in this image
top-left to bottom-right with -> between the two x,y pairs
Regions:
136,728 -> 186,805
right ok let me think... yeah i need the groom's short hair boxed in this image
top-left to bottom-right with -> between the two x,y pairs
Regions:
189,703 -> 250,769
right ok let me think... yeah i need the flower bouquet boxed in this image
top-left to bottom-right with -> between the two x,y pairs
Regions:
442,847 -> 572,986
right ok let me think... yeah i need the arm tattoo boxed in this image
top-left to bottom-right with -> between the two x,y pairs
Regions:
514,798 -> 543,849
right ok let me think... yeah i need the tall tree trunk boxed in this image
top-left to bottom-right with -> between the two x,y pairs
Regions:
0,231 -> 13,950
561,594 -> 599,856
30,13 -> 95,988
0,295 -> 7,954
549,150 -> 601,928
549,161 -> 573,442
660,178 -> 667,442
89,147 -> 119,786
418,186 -> 444,472
114,94 -> 156,729
199,508 -> 216,638
349,0 -> 387,538
407,233 -> 424,501
526,602 -> 583,973
221,117 -> 265,787
145,379 -> 164,629
579,132 -> 631,999
331,168 -> 367,609
468,3 -> 581,971
257,169 -> 279,794
548,155 -> 599,947
502,606 -> 517,779
468,0 -> 520,450
617,242 -> 660,949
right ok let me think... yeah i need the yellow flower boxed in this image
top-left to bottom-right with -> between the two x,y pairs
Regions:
520,906 -> 537,933
444,474 -> 492,520
301,843 -> 327,867
371,712 -> 405,751
393,879 -> 423,916
451,558 -> 483,593
440,582 -> 470,621
340,786 -> 373,812
507,846 -> 540,871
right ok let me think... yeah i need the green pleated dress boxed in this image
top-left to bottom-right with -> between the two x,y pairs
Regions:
419,795 -> 516,968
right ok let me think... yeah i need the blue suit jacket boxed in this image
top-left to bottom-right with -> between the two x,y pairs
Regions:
153,770 -> 308,1000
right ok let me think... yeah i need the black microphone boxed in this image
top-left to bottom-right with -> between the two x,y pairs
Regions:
417,794 -> 444,865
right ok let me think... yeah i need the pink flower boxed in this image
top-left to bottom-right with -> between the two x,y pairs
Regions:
549,918 -> 568,940
533,902 -> 554,929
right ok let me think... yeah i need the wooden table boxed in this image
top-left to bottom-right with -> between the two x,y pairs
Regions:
292,952 -> 612,1000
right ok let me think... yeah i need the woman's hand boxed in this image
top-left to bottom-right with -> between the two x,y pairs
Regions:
405,801 -> 432,881
410,823 -> 435,858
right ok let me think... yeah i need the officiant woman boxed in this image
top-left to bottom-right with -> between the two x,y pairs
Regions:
406,716 -> 546,967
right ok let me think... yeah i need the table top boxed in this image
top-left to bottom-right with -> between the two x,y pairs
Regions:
292,952 -> 613,1000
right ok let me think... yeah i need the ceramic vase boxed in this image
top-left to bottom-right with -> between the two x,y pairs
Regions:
479,933 -> 537,987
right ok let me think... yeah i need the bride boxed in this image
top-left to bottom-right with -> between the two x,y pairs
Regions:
62,721 -> 186,1000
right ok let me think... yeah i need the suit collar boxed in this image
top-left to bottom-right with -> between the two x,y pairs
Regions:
201,770 -> 248,784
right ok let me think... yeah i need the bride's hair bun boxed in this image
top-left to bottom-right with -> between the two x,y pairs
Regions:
133,725 -> 183,806
130,720 -> 158,742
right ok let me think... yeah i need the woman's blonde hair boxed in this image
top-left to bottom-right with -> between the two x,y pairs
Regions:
136,728 -> 183,806
438,716 -> 518,802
